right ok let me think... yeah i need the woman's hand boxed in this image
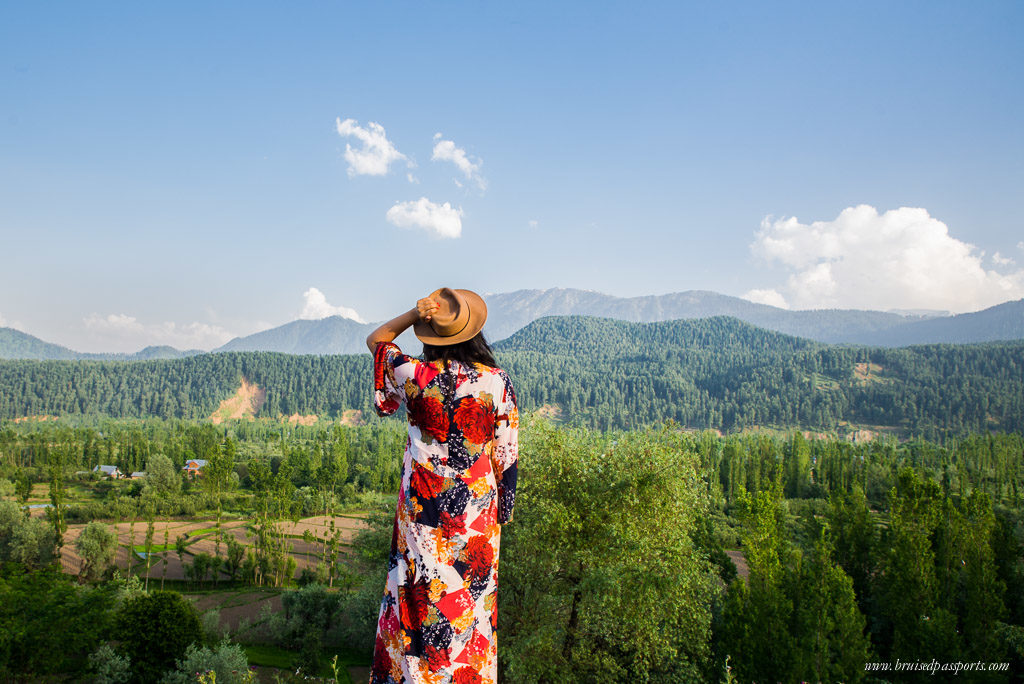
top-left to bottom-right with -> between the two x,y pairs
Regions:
417,297 -> 440,322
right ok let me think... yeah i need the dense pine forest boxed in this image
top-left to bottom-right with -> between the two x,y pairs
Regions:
1,316 -> 1023,439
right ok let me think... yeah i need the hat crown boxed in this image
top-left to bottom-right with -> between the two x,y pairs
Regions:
429,288 -> 471,337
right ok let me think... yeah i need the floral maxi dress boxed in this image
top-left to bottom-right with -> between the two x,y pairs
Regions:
370,342 -> 519,684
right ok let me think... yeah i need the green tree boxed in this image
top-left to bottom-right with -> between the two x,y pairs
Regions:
500,422 -> 717,682
14,472 -> 32,505
114,590 -> 204,683
0,500 -> 56,570
75,521 -> 118,582
790,532 -> 871,681
47,449 -> 68,552
88,643 -> 131,684
162,639 -> 252,684
142,453 -> 181,497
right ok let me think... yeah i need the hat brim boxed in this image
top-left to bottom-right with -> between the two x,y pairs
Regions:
413,289 -> 488,346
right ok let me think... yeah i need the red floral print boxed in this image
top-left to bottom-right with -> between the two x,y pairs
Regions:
371,635 -> 392,677
440,511 -> 467,537
463,535 -> 494,580
408,395 -> 449,442
424,645 -> 451,671
453,667 -> 484,684
411,464 -> 446,500
400,575 -> 431,630
454,396 -> 493,444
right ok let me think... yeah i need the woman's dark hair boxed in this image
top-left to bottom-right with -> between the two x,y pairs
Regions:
422,332 -> 497,368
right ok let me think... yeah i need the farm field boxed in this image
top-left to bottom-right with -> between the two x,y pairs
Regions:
55,515 -> 369,582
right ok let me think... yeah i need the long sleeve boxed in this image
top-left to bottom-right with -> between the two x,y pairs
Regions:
493,370 -> 519,524
373,342 -> 422,416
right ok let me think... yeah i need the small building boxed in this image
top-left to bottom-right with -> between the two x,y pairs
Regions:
182,459 -> 208,479
129,471 -> 147,479
93,465 -> 123,479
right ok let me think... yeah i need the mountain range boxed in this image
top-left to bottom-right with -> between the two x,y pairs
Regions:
3,315 -> 1022,436
2,288 -> 1023,360
0,328 -> 201,361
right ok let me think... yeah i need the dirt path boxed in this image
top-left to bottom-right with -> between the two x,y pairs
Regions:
725,548 -> 749,581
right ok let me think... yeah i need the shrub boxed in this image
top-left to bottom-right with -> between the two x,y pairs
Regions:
161,639 -> 253,684
114,591 -> 204,683
88,643 -> 131,684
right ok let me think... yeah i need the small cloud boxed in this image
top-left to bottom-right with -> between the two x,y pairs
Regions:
83,313 -> 235,351
993,252 -> 1014,267
386,197 -> 463,239
742,289 -> 789,309
300,288 -> 365,323
747,205 -> 1024,312
335,118 -> 408,177
528,219 -> 539,229
85,313 -> 143,332
431,134 -> 487,191
407,173 -> 419,184
1018,241 -> 1024,251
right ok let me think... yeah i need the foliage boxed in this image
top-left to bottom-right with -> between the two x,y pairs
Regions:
88,643 -> 132,684
75,520 -> 118,581
0,500 -> 56,570
500,421 -> 718,682
144,452 -> 182,496
716,490 -> 870,682
114,590 -> 205,683
161,639 -> 253,684
266,582 -> 345,671
0,567 -> 116,677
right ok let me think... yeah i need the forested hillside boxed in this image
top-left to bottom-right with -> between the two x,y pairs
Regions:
1,316 -> 1023,437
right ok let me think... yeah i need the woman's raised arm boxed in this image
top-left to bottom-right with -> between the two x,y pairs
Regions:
364,297 -> 440,352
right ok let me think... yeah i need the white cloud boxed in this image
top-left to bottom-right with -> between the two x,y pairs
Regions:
300,287 -> 365,322
432,134 -> 487,191
742,288 -> 789,309
748,205 -> 1024,312
528,219 -> 539,229
385,197 -> 463,239
83,313 -> 235,351
407,173 -> 419,184
993,252 -> 1014,267
335,118 -> 408,177
1018,241 -> 1024,251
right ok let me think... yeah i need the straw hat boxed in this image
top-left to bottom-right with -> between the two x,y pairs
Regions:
414,287 -> 488,346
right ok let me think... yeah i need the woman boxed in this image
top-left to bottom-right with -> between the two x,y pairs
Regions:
366,287 -> 519,684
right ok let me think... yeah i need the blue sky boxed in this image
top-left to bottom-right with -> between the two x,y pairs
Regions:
2,1 -> 1022,351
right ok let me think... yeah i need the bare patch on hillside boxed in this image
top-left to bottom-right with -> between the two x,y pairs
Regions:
339,409 -> 364,426
534,404 -> 564,421
848,428 -> 878,443
854,362 -> 885,383
286,413 -> 319,427
210,379 -> 266,424
13,415 -> 57,423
